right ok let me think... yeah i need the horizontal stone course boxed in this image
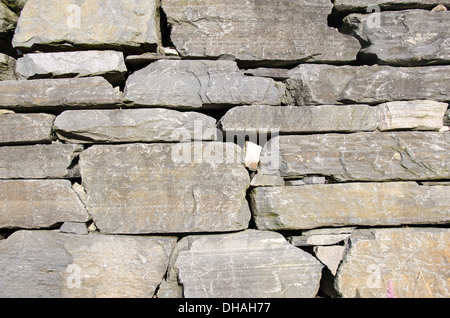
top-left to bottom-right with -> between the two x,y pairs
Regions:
0,112 -> 55,145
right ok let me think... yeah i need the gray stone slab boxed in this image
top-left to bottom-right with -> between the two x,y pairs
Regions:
0,112 -> 54,145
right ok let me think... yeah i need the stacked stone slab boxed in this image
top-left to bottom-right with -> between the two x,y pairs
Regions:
0,0 -> 449,299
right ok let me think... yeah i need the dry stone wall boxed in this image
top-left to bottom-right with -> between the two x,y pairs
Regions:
0,0 -> 449,298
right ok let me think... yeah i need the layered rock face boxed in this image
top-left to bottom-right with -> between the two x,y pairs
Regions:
0,0 -> 449,299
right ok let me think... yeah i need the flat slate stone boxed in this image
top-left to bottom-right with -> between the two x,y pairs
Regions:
79,142 -> 251,234
0,143 -> 83,179
343,10 -> 450,66
259,132 -> 450,181
0,230 -> 177,297
123,60 -> 284,109
0,77 -> 122,110
170,230 -> 324,298
0,112 -> 55,145
0,179 -> 90,229
16,51 -> 127,85
250,182 -> 450,230
286,64 -> 450,105
54,108 -> 217,144
163,0 -> 360,64
12,0 -> 161,53
334,228 -> 450,298
334,0 -> 450,11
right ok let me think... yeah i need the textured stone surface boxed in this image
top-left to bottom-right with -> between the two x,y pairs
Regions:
1,0 -> 28,14
250,182 -> 450,230
0,180 -> 90,229
12,0 -> 161,53
124,60 -> 284,109
220,105 -> 379,134
335,228 -> 450,298
343,10 -> 450,66
314,245 -> 346,276
0,77 -> 121,110
378,100 -> 447,131
0,52 -> 16,80
0,2 -> 17,34
0,112 -> 54,145
54,109 -> 217,144
287,64 -> 450,105
170,230 -> 323,298
16,51 -> 127,85
79,143 -> 250,234
0,143 -> 83,179
163,0 -> 360,64
0,230 -> 176,297
259,132 -> 450,181
334,0 -> 450,11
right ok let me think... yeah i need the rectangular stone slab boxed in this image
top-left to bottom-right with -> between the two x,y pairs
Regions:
259,132 -> 450,181
334,228 -> 450,298
54,108 -> 217,143
343,10 -> 450,66
0,180 -> 90,229
0,230 -> 177,297
123,60 -> 284,109
250,182 -> 450,230
0,77 -> 121,110
12,0 -> 161,53
79,142 -> 251,234
219,105 -> 379,134
0,112 -> 55,145
286,64 -> 450,105
0,143 -> 83,179
170,230 -> 324,298
162,0 -> 360,64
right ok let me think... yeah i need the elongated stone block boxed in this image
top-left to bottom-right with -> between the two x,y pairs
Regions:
124,60 -> 284,109
0,143 -> 83,178
378,100 -> 448,131
334,0 -> 450,11
0,112 -> 54,144
0,77 -> 121,110
54,109 -> 217,144
0,230 -> 177,297
163,0 -> 360,64
170,230 -> 323,298
287,64 -> 450,105
16,51 -> 127,85
343,10 -> 450,66
334,228 -> 450,298
259,132 -> 450,181
0,180 -> 90,229
250,182 -> 450,230
220,105 -> 379,134
79,142 -> 250,234
12,0 -> 161,53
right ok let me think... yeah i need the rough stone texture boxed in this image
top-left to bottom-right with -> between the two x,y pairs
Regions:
79,143 -> 250,234
0,230 -> 177,297
220,105 -> 379,134
334,0 -> 450,11
288,228 -> 355,247
250,182 -> 450,230
259,132 -> 450,181
445,108 -> 450,125
343,10 -> 450,66
124,60 -> 284,109
0,52 -> 16,80
0,112 -> 55,145
243,141 -> 262,171
287,64 -> 450,105
0,77 -> 121,110
314,245 -> 346,276
0,180 -> 90,229
0,2 -> 17,34
163,0 -> 360,64
12,0 -> 161,53
335,228 -> 450,298
169,230 -> 323,298
54,109 -> 217,144
378,100 -> 447,131
0,143 -> 83,179
16,51 -> 127,85
1,0 -> 28,14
